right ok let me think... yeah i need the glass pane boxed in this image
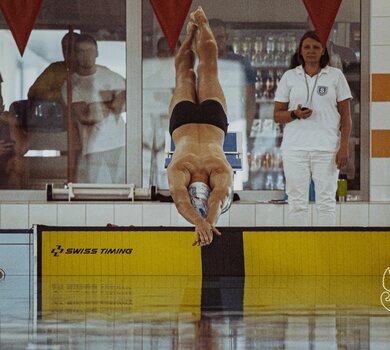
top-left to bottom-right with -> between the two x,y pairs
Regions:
142,0 -> 361,193
0,0 -> 126,189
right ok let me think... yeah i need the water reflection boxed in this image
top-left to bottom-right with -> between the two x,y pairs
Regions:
1,275 -> 389,349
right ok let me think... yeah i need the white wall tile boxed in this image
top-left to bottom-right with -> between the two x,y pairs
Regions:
371,46 -> 390,73
312,204 -> 341,226
339,203 -> 369,226
370,158 -> 390,186
229,203 -> 255,226
170,204 -> 192,227
169,203 -> 230,227
371,0 -> 390,17
142,204 -> 171,226
371,17 -> 390,45
255,203 -> 284,226
1,201 -> 390,229
371,102 -> 390,129
369,204 -> 390,226
57,204 -> 86,226
283,204 -> 313,226
85,204 -> 114,226
0,204 -> 29,229
29,204 -> 58,227
114,203 -> 143,226
216,210 -> 230,227
370,185 -> 390,201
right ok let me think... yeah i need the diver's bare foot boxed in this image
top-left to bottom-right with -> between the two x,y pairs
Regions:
180,20 -> 197,50
178,21 -> 196,55
190,6 -> 208,25
187,20 -> 197,35
174,20 -> 196,69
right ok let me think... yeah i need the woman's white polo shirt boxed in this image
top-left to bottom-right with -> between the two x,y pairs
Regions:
274,65 -> 352,152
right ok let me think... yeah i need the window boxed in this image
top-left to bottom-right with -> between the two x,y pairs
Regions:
0,0 -> 368,201
0,0 -> 126,190
141,0 -> 367,199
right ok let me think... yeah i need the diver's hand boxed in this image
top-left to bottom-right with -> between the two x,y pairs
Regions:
192,217 -> 221,247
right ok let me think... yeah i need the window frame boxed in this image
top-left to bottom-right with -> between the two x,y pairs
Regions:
0,0 -> 370,201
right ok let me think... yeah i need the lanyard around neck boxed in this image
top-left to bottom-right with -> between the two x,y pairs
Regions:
304,71 -> 320,108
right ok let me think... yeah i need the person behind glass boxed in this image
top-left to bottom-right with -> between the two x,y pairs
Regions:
273,31 -> 352,226
28,32 -> 81,182
297,17 -> 358,73
167,6 -> 234,246
156,37 -> 181,58
208,18 -> 257,167
0,96 -> 28,188
61,34 -> 126,183
28,32 -> 80,102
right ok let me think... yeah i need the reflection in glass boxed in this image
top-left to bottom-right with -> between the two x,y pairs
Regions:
62,35 -> 126,184
0,0 -> 126,189
251,36 -> 265,66
140,0 -> 361,193
142,57 -> 175,189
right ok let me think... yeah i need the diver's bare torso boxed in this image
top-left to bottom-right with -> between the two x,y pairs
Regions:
168,123 -> 232,186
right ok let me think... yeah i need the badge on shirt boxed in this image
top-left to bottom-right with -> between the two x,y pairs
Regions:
317,86 -> 328,96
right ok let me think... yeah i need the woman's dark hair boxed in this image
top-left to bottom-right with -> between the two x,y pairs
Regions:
292,30 -> 330,68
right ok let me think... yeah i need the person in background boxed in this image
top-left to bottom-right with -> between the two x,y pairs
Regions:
302,17 -> 357,72
61,34 -> 126,183
27,32 -> 81,183
290,40 -> 357,72
0,96 -> 27,188
142,36 -> 181,189
327,39 -> 357,72
156,37 -> 181,58
28,32 -> 80,102
208,18 -> 257,134
167,7 -> 233,246
208,18 -> 257,189
274,31 -> 352,226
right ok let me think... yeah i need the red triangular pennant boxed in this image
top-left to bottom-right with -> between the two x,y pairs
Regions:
150,0 -> 193,54
0,0 -> 43,56
303,0 -> 342,47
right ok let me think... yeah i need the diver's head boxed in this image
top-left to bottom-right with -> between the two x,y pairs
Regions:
188,182 -> 210,218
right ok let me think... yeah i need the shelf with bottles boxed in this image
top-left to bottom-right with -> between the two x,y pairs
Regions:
246,146 -> 285,190
249,117 -> 283,139
255,66 -> 286,101
247,167 -> 285,191
228,28 -> 305,69
247,171 -> 285,191
246,116 -> 285,190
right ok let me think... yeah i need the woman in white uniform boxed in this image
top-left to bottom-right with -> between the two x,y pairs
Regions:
274,31 -> 352,226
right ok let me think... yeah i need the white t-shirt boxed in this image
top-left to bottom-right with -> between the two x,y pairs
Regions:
62,65 -> 126,155
274,65 -> 352,152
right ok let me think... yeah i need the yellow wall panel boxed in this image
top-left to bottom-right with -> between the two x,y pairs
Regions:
372,74 -> 390,101
41,230 -> 202,276
243,230 -> 390,276
372,130 -> 390,158
38,227 -> 390,315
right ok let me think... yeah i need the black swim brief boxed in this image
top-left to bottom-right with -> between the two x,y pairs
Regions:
169,99 -> 228,136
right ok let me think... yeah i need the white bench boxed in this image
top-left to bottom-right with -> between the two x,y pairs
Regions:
164,131 -> 243,170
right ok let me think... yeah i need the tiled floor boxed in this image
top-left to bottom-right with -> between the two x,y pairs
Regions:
1,275 -> 389,349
